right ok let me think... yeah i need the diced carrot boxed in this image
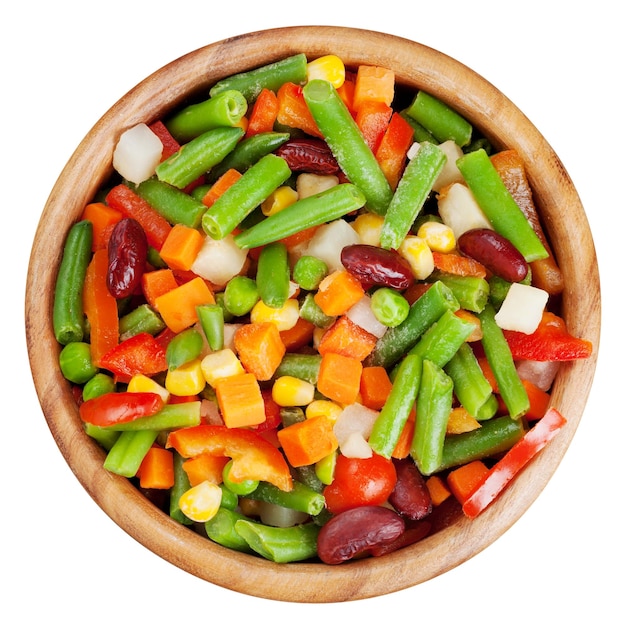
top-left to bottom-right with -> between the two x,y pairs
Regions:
245,88 -> 279,138
336,77 -> 356,114
136,446 -> 175,489
353,65 -> 395,111
154,276 -> 215,333
317,352 -> 363,405
318,315 -> 378,361
375,112 -> 414,189
276,82 -> 323,138
279,317 -> 315,352
521,378 -> 551,420
432,251 -> 488,278
314,269 -> 365,317
81,202 -> 123,250
279,225 -> 320,250
355,100 -> 393,152
158,223 -> 205,271
426,475 -> 452,506
83,248 -> 119,367
202,168 -> 242,208
360,366 -> 393,411
149,119 -> 181,160
392,408 -> 415,459
233,322 -> 286,381
277,415 -> 338,467
446,407 -> 482,435
454,309 -> 483,342
141,268 -> 179,308
182,453 -> 229,486
447,460 -> 490,504
215,372 -> 267,428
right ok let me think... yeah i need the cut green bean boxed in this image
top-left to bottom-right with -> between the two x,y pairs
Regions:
411,359 -> 454,475
292,464 -> 325,494
478,303 -> 530,419
83,423 -> 120,451
430,272 -> 489,313
233,183 -> 366,249
205,508 -> 254,552
256,242 -> 290,308
196,303 -> 224,351
405,91 -> 473,147
249,480 -> 325,516
103,429 -> 159,477
53,220 -> 92,345
379,141 -> 446,250
156,126 -> 244,189
135,178 -> 207,229
456,148 -> 548,262
369,354 -> 422,459
475,394 -> 499,421
119,304 -> 165,341
202,153 -> 291,240
165,89 -> 248,142
303,79 -> 393,215
170,451 -> 193,525
274,353 -> 322,385
166,328 -> 204,370
400,110 -> 438,143
298,293 -> 335,328
210,53 -> 308,102
101,401 -> 202,431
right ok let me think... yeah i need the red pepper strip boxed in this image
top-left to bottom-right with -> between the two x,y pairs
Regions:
166,424 -> 293,492
79,391 -> 165,427
99,332 -> 168,383
462,407 -> 567,519
503,311 -> 593,361
149,120 -> 181,161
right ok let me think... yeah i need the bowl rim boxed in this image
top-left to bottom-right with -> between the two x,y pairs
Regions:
25,25 -> 601,603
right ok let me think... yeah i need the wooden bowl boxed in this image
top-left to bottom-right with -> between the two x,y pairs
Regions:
25,26 -> 600,602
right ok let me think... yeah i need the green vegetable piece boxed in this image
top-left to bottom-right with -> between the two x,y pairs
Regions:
166,328 -> 204,370
82,372 -> 116,401
218,485 -> 239,511
315,451 -> 337,486
256,242 -> 290,309
292,255 -> 328,291
223,276 -> 259,317
303,79 -> 393,215
431,272 -> 489,313
292,464 -> 325,493
170,451 -> 193,525
83,423 -> 120,451
456,148 -> 548,262
222,459 -> 259,496
58,341 -> 98,384
475,394 -> 499,421
274,353 -> 322,385
119,304 -> 165,341
101,401 -> 202,432
370,287 -> 410,327
53,220 -> 92,345
399,110 -> 438,144
202,153 -> 292,240
298,292 -> 335,328
196,303 -> 224,351
103,429 -> 159,477
249,480 -> 325,516
205,508 -> 255,552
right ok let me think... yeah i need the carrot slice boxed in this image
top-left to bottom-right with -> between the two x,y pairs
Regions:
233,322 -> 286,381
314,270 -> 365,317
154,276 -> 215,333
215,372 -> 266,428
136,446 -> 175,489
159,223 -> 205,271
317,352 -> 363,405
277,415 -> 338,467
318,315 -> 378,361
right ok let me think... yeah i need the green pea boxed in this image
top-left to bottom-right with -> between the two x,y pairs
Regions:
371,288 -> 410,327
82,373 -> 116,401
224,276 -> 259,317
222,460 -> 259,496
58,341 -> 98,384
166,328 -> 204,370
292,255 -> 328,291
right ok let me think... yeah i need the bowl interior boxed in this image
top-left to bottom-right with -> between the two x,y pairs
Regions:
25,26 -> 600,602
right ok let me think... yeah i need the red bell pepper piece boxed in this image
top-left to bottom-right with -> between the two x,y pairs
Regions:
166,424 -> 293,492
503,311 -> 593,361
79,391 -> 165,427
462,407 -> 567,519
149,120 -> 181,160
99,332 -> 168,383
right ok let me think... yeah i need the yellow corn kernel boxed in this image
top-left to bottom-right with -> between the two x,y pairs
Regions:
127,374 -> 170,402
398,235 -> 435,280
305,399 -> 343,422
200,349 -> 245,387
261,185 -> 299,217
165,358 -> 206,396
272,375 -> 316,407
178,480 -> 222,522
417,220 -> 456,253
306,55 -> 345,88
250,298 -> 300,331
352,213 -> 385,246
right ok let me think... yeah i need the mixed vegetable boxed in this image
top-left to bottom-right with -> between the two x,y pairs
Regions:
53,52 -> 593,564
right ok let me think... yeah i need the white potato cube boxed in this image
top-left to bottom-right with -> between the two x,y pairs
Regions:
432,140 -> 465,192
191,234 -> 248,287
112,123 -> 163,184
437,182 -> 493,239
494,282 -> 549,334
304,219 -> 360,271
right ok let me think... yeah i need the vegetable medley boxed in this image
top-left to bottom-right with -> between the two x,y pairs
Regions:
53,52 -> 593,564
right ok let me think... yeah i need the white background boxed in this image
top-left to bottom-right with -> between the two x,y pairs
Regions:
4,2 -> 623,624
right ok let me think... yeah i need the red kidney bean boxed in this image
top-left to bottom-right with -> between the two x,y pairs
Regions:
276,138 -> 339,174
341,244 -> 414,290
369,520 -> 432,557
107,217 -> 148,299
457,228 -> 528,283
317,505 -> 405,565
388,458 -> 432,520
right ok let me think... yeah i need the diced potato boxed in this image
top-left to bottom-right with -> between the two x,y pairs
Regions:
112,123 -> 163,184
494,282 -> 549,334
437,182 -> 493,239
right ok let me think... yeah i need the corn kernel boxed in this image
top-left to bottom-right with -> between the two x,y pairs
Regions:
250,298 -> 300,331
306,55 -> 345,88
272,375 -> 316,407
178,480 -> 222,522
352,213 -> 385,246
305,399 -> 343,422
127,374 -> 170,402
417,220 -> 456,253
261,185 -> 299,217
200,349 -> 245,387
398,235 -> 435,280
165,358 -> 206,396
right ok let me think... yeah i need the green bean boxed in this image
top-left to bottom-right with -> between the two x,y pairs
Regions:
430,272 -> 489,313
399,110 -> 438,144
170,451 -> 193,525
156,126 -> 244,189
274,353 -> 322,385
292,255 -> 328,291
207,131 -> 290,183
101,401 -> 202,431
411,359 -> 454,475
210,53 -> 308,102
82,372 -> 116,401
202,153 -> 291,240
58,341 -> 98,384
256,242 -> 290,309
405,91 -> 473,147
280,406 -> 306,427
135,178 -> 207,229
379,141 -> 447,250
53,220 -> 92,345
475,394 -> 499,421
233,183 -> 366,249
292,464 -> 325,493
478,303 -> 530,419
103,429 -> 159,477
219,485 -> 239,511
369,354 -> 422,459
303,80 -> 392,215
370,287 -> 410,327
298,293 -> 335,328
456,148 -> 548,262
119,304 -> 165,341
223,276 -> 259,316
165,89 -> 248,142
196,303 -> 224,351
83,423 -> 120,451
249,480 -> 325,516
205,508 -> 254,552
166,328 -> 204,370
